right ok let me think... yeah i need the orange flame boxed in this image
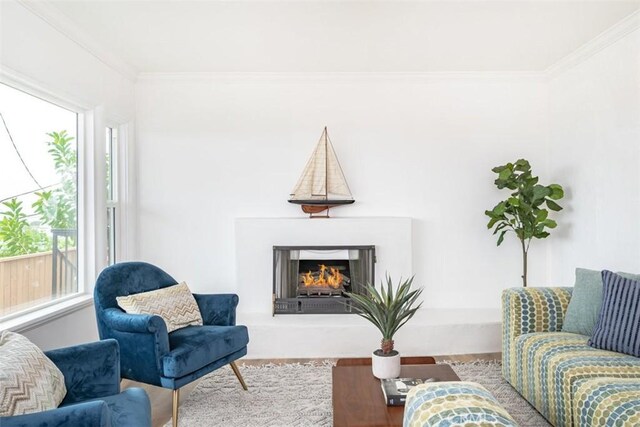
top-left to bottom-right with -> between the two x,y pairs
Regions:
302,264 -> 342,288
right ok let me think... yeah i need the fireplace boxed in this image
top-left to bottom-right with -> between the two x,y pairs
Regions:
272,245 -> 375,315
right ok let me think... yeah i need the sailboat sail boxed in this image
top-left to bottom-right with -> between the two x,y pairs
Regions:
289,128 -> 353,201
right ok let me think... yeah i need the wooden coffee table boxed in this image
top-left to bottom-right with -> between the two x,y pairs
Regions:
332,357 -> 460,427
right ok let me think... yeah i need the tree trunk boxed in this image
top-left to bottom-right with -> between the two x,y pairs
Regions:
521,239 -> 528,287
381,339 -> 394,354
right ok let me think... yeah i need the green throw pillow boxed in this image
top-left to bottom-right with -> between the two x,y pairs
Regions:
562,268 -> 640,336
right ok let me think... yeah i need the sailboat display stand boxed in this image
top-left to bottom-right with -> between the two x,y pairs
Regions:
288,127 -> 355,218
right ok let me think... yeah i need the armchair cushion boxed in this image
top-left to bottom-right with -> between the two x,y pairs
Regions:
162,325 -> 249,378
117,281 -> 203,333
0,332 -> 66,416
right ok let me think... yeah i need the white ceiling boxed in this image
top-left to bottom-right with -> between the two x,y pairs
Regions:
48,0 -> 640,73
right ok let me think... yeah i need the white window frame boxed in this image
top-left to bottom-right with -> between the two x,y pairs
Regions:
104,119 -> 134,262
0,69 -> 112,332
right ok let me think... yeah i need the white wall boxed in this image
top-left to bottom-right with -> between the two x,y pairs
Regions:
136,74 -> 550,310
0,0 -> 135,348
547,28 -> 640,284
0,1 -> 135,119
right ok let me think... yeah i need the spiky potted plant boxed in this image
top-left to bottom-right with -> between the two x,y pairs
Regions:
345,276 -> 423,379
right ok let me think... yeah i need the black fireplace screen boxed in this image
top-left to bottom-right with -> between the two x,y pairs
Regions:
273,245 -> 375,315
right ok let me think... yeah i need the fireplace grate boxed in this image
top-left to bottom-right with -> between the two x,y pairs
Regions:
274,297 -> 354,314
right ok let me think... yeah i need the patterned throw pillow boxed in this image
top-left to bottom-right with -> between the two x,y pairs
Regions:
117,281 -> 203,333
589,270 -> 640,357
0,331 -> 67,416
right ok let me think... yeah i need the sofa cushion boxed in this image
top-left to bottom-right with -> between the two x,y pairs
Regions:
573,377 -> 640,427
116,281 -> 203,333
162,325 -> 249,378
589,270 -> 640,357
513,331 -> 640,426
562,269 -> 640,336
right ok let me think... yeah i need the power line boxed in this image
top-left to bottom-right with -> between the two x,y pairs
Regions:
0,183 -> 60,205
0,111 -> 44,189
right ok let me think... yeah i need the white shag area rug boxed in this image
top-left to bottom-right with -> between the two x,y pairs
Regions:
166,360 -> 550,427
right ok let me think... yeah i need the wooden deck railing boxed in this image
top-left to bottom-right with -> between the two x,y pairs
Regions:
0,249 -> 77,317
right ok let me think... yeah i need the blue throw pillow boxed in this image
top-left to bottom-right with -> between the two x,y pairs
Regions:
588,270 -> 640,357
562,268 -> 604,336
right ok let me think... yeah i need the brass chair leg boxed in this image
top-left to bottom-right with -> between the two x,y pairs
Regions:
172,389 -> 179,427
230,361 -> 248,390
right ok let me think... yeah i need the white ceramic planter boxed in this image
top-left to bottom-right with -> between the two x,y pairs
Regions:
371,350 -> 401,379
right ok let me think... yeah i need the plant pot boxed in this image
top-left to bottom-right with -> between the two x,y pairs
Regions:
371,350 -> 401,379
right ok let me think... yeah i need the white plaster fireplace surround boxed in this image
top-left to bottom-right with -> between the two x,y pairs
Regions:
234,217 -> 500,358
235,217 -> 412,314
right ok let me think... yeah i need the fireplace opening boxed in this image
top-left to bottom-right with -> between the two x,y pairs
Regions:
273,245 -> 375,315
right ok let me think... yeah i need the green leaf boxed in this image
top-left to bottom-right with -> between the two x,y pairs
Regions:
493,222 -> 508,235
494,201 -> 507,215
497,230 -> 507,246
548,184 -> 564,200
507,197 -> 520,207
487,217 -> 499,229
546,199 -> 563,211
535,210 -> 548,222
498,168 -> 512,181
543,219 -> 557,229
532,185 -> 550,201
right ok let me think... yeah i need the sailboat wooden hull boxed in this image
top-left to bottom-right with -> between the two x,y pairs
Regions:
288,199 -> 355,215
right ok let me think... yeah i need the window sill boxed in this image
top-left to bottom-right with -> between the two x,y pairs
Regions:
0,294 -> 94,334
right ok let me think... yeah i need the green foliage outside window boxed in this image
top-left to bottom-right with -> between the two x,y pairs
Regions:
0,130 -> 77,257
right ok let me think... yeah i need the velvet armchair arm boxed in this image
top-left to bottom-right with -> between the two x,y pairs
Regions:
193,293 -> 239,326
100,308 -> 171,386
45,339 -> 121,406
0,400 -> 110,427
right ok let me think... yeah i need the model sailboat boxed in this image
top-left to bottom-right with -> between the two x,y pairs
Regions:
288,127 -> 355,217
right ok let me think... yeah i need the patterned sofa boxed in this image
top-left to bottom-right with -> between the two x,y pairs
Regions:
503,287 -> 640,427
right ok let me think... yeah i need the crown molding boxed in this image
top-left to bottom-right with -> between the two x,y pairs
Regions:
0,65 -> 93,111
16,0 -> 138,82
137,71 -> 546,83
545,9 -> 640,79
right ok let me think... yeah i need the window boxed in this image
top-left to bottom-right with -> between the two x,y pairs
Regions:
0,83 -> 79,318
106,127 -> 117,266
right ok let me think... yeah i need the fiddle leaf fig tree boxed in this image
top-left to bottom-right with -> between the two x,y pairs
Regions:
485,159 -> 564,287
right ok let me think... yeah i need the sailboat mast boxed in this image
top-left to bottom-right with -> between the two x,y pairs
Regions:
324,126 -> 328,200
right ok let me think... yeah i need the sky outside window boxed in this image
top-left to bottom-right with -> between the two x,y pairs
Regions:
0,83 -> 77,207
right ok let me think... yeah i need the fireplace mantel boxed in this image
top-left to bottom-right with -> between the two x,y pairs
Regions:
235,217 -> 412,314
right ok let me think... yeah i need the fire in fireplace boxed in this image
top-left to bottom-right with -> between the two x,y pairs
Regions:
273,246 -> 375,315
298,260 -> 349,296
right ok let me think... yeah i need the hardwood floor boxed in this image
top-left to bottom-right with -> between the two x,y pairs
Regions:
124,353 -> 501,427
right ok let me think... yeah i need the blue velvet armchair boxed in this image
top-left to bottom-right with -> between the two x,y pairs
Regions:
0,339 -> 151,427
94,261 -> 250,427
